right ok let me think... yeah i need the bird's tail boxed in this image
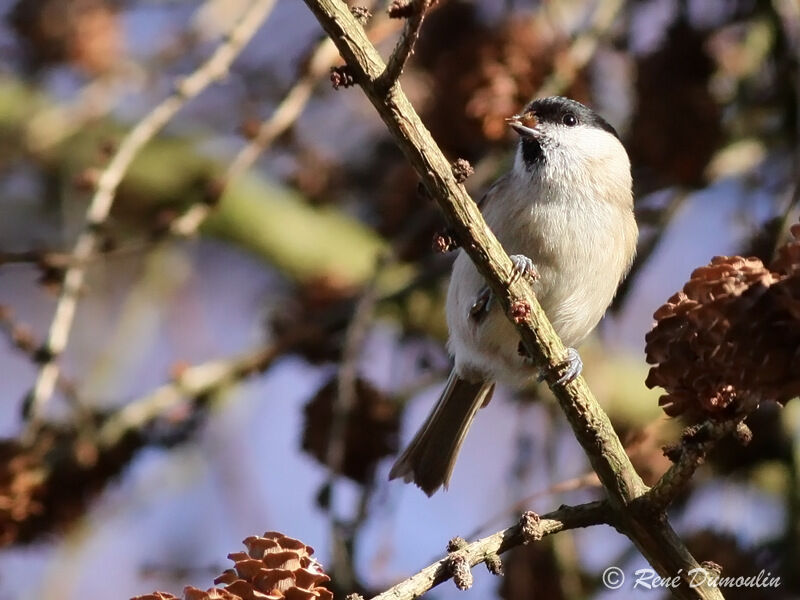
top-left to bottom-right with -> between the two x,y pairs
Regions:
389,371 -> 494,496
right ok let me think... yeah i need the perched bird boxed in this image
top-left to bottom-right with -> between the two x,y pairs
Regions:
389,96 -> 638,495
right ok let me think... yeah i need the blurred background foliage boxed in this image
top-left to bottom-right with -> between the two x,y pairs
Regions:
0,0 -> 799,598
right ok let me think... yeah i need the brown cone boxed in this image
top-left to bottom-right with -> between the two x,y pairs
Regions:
133,532 -> 333,600
645,226 -> 800,423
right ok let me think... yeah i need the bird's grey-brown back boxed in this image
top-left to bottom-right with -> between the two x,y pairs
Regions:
446,96 -> 638,387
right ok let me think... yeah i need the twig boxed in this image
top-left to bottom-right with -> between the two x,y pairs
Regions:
382,0 -> 431,87
24,67 -> 143,153
326,259 -> 385,474
0,335 -> 312,547
169,36 -> 339,237
323,256 -> 386,591
369,502 -> 610,600
169,10 -> 397,238
645,419 -> 745,511
0,305 -> 38,358
0,242 -> 158,271
0,249 -> 72,268
464,472 -> 601,540
25,0 -> 278,435
0,305 -> 80,405
96,329 -> 312,449
537,0 -> 625,98
300,3 -> 722,597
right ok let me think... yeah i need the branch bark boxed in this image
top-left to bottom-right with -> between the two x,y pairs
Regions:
382,0 -> 431,87
301,2 -> 723,598
370,502 -> 610,600
646,419 -> 744,511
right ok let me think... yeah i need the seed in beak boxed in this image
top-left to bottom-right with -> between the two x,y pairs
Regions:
506,111 -> 538,129
519,111 -> 537,128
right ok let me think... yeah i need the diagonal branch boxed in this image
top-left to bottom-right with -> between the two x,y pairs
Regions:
301,2 -> 723,598
25,0 -> 278,435
370,502 -> 611,600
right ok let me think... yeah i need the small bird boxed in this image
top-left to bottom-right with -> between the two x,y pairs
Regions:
389,96 -> 638,495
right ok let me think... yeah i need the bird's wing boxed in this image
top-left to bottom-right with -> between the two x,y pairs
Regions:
476,172 -> 510,211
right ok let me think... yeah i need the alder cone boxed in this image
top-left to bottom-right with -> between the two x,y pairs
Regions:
628,20 -> 722,190
301,376 -> 399,483
133,532 -> 332,600
414,2 -> 581,157
0,422 -> 143,547
9,0 -> 122,75
645,226 -> 800,423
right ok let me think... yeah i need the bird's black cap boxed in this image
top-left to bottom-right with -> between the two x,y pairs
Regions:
523,96 -> 619,139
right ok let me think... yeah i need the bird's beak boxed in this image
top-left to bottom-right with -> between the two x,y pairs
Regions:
506,112 -> 538,138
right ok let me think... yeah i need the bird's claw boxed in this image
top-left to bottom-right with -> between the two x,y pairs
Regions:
537,347 -> 583,385
509,254 -> 539,284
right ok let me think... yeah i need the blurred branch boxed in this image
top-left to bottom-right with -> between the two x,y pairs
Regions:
327,263 -> 384,474
301,2 -> 722,598
0,305 -> 80,404
25,69 -> 142,153
169,36 -> 340,237
170,10 -> 397,238
0,329 -> 319,548
0,249 -> 71,268
24,0 -> 278,435
323,256 -> 386,592
0,78 -> 409,291
96,335 -> 303,449
370,503 -> 610,600
537,0 -> 624,97
0,305 -> 37,357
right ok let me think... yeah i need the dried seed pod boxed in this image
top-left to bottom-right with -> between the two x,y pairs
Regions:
449,554 -> 473,590
9,0 -> 123,75
645,240 -> 800,423
134,532 -> 333,600
0,423 -> 143,548
301,376 -> 400,483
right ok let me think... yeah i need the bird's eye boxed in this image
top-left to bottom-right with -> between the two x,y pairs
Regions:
562,113 -> 578,127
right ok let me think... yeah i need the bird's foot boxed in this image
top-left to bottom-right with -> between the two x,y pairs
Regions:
509,254 -> 539,284
537,347 -> 583,385
469,286 -> 493,323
